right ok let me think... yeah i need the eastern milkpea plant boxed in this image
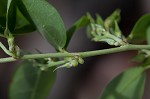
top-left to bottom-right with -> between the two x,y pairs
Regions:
0,0 -> 150,99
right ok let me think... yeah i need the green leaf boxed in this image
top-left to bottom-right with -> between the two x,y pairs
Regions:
146,26 -> 150,44
142,57 -> 150,67
132,53 -> 145,63
96,14 -> 104,26
0,16 -> 6,29
104,9 -> 121,30
86,13 -> 97,39
86,13 -> 95,23
114,21 -> 121,36
10,61 -> 56,99
128,14 -> 150,43
6,0 -> 16,32
0,0 -> 7,33
17,0 -> 66,50
0,25 -> 3,33
12,8 -> 36,35
65,16 -> 90,48
100,67 -> 146,99
0,0 -> 7,16
13,24 -> 35,35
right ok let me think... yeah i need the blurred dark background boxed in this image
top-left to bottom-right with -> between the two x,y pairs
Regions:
0,0 -> 150,99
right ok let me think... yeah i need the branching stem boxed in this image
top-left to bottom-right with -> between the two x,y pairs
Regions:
0,41 -> 12,56
1,44 -> 150,63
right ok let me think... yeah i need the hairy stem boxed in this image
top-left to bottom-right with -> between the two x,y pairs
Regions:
1,44 -> 150,63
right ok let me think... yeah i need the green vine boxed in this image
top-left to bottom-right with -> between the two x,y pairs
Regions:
0,0 -> 150,99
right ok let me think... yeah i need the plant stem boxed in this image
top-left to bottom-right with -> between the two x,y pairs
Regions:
38,61 -> 67,67
0,41 -> 12,56
1,44 -> 150,63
